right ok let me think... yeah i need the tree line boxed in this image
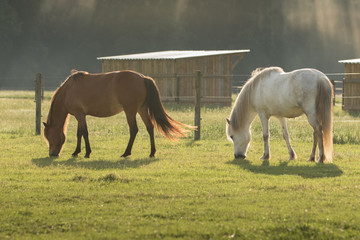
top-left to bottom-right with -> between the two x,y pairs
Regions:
1,0 -> 358,88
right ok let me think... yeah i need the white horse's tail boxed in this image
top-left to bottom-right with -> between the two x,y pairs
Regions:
317,77 -> 333,162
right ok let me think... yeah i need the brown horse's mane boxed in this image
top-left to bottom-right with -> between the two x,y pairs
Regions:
230,67 -> 284,130
46,70 -> 89,126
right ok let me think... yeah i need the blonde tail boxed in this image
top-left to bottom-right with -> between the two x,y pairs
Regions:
318,77 -> 334,162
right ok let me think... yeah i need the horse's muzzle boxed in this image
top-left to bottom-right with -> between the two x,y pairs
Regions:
49,152 -> 59,157
234,153 -> 246,159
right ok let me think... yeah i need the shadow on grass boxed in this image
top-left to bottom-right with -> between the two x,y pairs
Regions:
348,110 -> 360,118
227,159 -> 343,179
31,156 -> 159,170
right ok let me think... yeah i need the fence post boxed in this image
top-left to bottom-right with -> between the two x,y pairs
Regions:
194,71 -> 201,141
41,76 -> 44,100
331,80 -> 335,106
35,73 -> 42,135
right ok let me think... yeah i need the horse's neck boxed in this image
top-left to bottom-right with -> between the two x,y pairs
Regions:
233,95 -> 257,129
50,92 -> 68,130
240,108 -> 257,129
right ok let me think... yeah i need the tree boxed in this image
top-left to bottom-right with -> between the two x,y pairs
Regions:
0,0 -> 21,79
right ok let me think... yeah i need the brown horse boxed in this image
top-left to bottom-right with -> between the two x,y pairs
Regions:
43,70 -> 194,158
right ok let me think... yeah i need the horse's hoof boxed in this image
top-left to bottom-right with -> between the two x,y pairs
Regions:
288,153 -> 297,160
318,155 -> 326,163
121,153 -> 131,158
84,154 -> 90,158
234,153 -> 246,159
307,157 -> 315,162
72,153 -> 78,157
260,154 -> 270,160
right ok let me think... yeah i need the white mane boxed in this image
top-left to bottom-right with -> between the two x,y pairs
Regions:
230,67 -> 284,130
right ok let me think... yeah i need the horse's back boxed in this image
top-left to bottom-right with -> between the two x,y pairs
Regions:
291,68 -> 332,107
253,68 -> 329,118
64,71 -> 147,117
291,68 -> 329,87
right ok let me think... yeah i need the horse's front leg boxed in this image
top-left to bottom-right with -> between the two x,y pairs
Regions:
259,113 -> 270,160
74,114 -> 92,158
83,123 -> 91,158
72,125 -> 82,157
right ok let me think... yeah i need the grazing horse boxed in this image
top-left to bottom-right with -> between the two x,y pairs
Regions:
43,70 -> 194,158
226,67 -> 333,163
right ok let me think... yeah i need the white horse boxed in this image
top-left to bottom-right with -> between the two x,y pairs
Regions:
226,67 -> 333,163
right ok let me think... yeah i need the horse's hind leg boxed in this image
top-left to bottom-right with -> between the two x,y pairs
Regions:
139,107 -> 156,157
121,110 -> 138,157
308,131 -> 317,162
278,117 -> 297,160
317,125 -> 325,163
307,114 -> 324,163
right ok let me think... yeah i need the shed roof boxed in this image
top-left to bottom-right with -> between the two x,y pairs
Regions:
338,58 -> 360,64
97,50 -> 250,60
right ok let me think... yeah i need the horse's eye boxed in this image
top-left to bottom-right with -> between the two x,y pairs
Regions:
230,135 -> 234,140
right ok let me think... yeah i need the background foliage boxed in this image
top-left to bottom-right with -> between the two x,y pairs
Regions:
1,0 -> 360,88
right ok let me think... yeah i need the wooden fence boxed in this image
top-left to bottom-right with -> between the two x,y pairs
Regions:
35,73 -> 43,135
32,72 -> 355,139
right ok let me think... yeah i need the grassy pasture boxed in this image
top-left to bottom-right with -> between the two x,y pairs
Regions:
1,90 -> 360,239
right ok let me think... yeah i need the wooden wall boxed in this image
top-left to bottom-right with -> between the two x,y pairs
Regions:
343,63 -> 360,110
100,53 -> 245,106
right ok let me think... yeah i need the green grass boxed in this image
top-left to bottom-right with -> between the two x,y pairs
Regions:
1,91 -> 360,239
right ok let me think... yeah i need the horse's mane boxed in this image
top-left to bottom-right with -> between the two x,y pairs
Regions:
230,67 -> 284,130
249,66 -> 284,84
46,70 -> 89,125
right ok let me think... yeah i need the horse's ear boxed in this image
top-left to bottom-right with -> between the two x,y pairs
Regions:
43,122 -> 48,127
70,69 -> 78,74
226,118 -> 231,125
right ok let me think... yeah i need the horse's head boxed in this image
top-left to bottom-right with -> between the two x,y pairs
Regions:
43,122 -> 66,157
226,118 -> 251,159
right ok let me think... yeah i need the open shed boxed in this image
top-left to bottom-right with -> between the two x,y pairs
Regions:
97,50 -> 249,106
339,58 -> 360,110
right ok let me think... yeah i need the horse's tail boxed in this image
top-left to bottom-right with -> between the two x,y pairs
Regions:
317,77 -> 334,162
143,76 -> 196,140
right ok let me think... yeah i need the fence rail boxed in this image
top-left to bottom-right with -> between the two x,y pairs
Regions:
1,72 -> 358,91
0,72 -> 356,99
